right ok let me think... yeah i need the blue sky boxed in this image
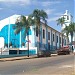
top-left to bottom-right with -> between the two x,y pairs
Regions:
0,0 -> 74,32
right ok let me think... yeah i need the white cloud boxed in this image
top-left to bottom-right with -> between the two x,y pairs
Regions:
42,2 -> 53,6
0,8 -> 3,10
42,1 -> 61,7
0,0 -> 31,5
0,0 -> 16,2
54,12 -> 63,16
47,16 -> 60,22
44,9 -> 55,15
46,12 -> 64,22
0,0 -> 29,2
19,0 -> 31,6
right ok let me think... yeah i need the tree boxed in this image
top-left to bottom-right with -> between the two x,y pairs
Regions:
30,9 -> 48,52
57,17 -> 65,26
62,22 -> 75,50
56,17 -> 65,47
14,15 -> 34,57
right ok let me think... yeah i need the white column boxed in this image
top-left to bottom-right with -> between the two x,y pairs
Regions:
8,17 -> 10,48
20,31 -> 21,48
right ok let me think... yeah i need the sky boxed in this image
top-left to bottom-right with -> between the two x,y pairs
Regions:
0,0 -> 74,32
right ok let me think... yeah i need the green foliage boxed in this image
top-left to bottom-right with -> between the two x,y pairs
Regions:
30,9 -> 48,50
62,22 -> 75,36
14,15 -> 34,36
14,14 -> 35,57
30,9 -> 48,29
13,9 -> 48,56
56,17 -> 65,26
62,22 -> 75,45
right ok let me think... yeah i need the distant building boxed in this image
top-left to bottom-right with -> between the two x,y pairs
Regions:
62,10 -> 75,50
0,15 -> 68,55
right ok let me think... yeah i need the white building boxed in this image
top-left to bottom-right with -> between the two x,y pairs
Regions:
62,10 -> 75,50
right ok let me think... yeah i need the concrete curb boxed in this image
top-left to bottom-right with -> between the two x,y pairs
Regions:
0,54 -> 58,62
0,55 -> 37,61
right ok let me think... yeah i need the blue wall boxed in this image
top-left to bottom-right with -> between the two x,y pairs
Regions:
0,24 -> 32,48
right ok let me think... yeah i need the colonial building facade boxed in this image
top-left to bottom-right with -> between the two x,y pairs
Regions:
0,15 -> 68,55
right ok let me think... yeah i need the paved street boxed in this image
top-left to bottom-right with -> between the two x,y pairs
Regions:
0,54 -> 75,75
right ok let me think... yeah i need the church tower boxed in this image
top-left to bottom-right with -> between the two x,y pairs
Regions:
62,10 -> 73,43
62,10 -> 73,30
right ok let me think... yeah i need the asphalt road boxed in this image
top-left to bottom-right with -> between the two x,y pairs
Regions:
0,54 -> 74,75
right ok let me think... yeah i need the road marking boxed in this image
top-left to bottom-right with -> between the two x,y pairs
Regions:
59,65 -> 74,68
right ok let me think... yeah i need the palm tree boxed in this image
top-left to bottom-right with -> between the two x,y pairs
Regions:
14,15 -> 34,57
30,9 -> 48,53
62,22 -> 75,51
56,17 -> 65,47
57,17 -> 65,26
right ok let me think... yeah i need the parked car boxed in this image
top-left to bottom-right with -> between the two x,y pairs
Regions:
37,50 -> 51,57
57,46 -> 70,55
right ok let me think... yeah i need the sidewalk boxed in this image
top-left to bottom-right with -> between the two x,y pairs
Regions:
0,53 -> 73,62
0,53 -> 58,62
0,55 -> 37,61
